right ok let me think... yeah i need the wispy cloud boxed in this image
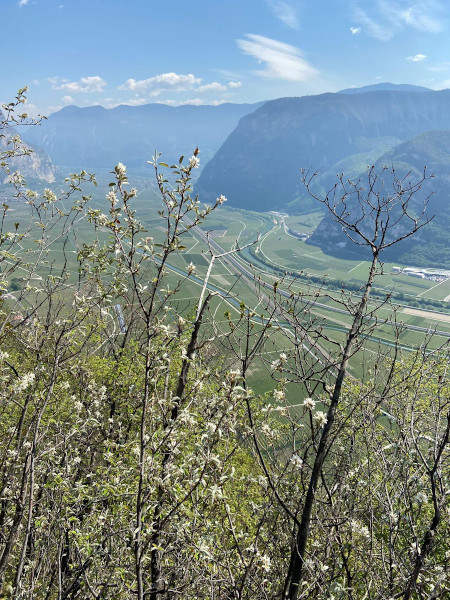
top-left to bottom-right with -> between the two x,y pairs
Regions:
350,26 -> 361,34
265,0 -> 301,29
353,0 -> 446,40
237,34 -> 318,81
429,61 -> 450,72
407,53 -> 427,61
49,76 -> 106,93
18,0 -> 30,6
62,95 -> 74,104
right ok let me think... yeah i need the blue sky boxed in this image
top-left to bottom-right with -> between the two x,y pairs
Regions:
2,0 -> 449,116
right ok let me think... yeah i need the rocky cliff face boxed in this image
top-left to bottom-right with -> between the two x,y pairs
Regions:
1,113 -> 56,184
1,141 -> 56,184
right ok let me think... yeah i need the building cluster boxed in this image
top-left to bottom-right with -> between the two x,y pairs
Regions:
391,266 -> 450,282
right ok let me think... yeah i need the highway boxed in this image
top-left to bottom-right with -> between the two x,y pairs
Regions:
184,216 -> 450,341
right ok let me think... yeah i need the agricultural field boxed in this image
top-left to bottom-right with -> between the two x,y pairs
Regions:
2,181 -> 448,402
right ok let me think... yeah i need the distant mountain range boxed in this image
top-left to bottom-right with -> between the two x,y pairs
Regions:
338,82 -> 431,94
22,102 -> 264,173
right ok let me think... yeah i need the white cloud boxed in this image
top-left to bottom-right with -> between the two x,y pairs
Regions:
50,76 -> 106,93
353,0 -> 445,41
183,98 -> 206,106
407,53 -> 427,62
266,0 -> 300,29
196,82 -> 228,94
62,95 -> 74,104
18,0 -> 30,6
119,73 -> 201,97
237,34 -> 318,82
228,81 -> 242,88
350,26 -> 361,34
152,98 -> 228,107
121,98 -> 149,106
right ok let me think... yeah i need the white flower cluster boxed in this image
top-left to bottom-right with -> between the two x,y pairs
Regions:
271,352 -> 287,371
259,554 -> 271,573
273,389 -> 285,401
96,213 -> 109,227
227,369 -> 241,383
290,454 -> 303,469
314,411 -> 328,428
189,155 -> 200,169
186,262 -> 196,275
0,350 -> 9,361
115,162 -> 127,178
217,194 -> 227,205
43,188 -> 57,203
14,372 -> 36,393
415,491 -> 428,504
350,519 -> 370,539
107,190 -> 117,205
302,397 -> 315,410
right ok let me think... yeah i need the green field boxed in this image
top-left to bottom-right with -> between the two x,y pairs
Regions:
2,181 -> 448,403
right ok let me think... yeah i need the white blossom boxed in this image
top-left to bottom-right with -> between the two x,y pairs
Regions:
14,372 -> 36,393
314,411 -> 328,427
186,262 -> 196,275
302,397 -> 316,410
290,454 -> 303,469
115,162 -> 127,177
107,190 -> 117,205
415,491 -> 428,504
260,554 -> 271,573
217,194 -> 227,204
227,369 -> 241,382
273,389 -> 285,401
189,155 -> 200,169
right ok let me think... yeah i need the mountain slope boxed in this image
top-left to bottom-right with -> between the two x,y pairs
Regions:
196,89 -> 450,212
310,130 -> 450,267
22,102 -> 264,172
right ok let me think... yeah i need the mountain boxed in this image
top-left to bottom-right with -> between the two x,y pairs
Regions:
338,83 -> 431,94
309,130 -> 450,267
196,89 -> 450,213
22,102 -> 264,173
0,115 -> 55,184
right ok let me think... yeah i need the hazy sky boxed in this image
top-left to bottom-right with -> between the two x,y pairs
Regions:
2,0 -> 449,115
